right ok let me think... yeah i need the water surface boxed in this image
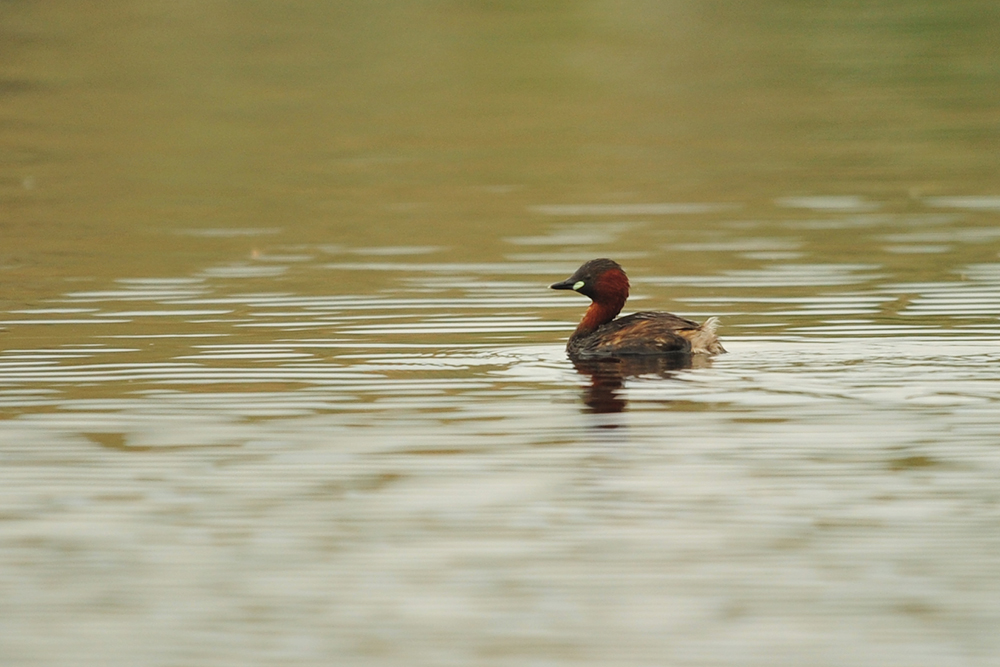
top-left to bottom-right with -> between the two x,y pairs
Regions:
2,2 -> 1000,666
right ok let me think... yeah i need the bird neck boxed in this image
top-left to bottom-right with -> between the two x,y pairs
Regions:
575,297 -> 625,335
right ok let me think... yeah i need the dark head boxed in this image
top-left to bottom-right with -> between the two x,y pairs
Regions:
550,258 -> 630,332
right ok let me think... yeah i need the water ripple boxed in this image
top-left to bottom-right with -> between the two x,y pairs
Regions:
530,203 -> 737,216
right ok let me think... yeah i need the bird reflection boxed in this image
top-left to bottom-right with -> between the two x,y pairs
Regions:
573,354 -> 695,414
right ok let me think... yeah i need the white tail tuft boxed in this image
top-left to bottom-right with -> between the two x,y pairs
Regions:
692,317 -> 725,354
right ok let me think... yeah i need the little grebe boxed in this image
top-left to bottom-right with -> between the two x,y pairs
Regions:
550,258 -> 725,358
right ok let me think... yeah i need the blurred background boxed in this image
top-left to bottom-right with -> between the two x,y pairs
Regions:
4,0 -> 998,287
2,2 -> 1000,665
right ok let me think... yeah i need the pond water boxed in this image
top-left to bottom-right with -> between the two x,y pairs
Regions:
2,2 -> 1000,666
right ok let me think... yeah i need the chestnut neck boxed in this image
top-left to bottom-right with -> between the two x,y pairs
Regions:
573,270 -> 629,336
575,300 -> 624,336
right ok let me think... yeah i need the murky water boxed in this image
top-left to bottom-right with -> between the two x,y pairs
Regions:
3,2 -> 1000,666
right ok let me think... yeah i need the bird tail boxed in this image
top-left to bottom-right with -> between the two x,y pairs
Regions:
694,317 -> 726,354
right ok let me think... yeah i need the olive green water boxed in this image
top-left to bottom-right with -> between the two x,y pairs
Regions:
3,2 -> 1000,665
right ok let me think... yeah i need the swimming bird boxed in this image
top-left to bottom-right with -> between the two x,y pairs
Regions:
550,258 -> 725,359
